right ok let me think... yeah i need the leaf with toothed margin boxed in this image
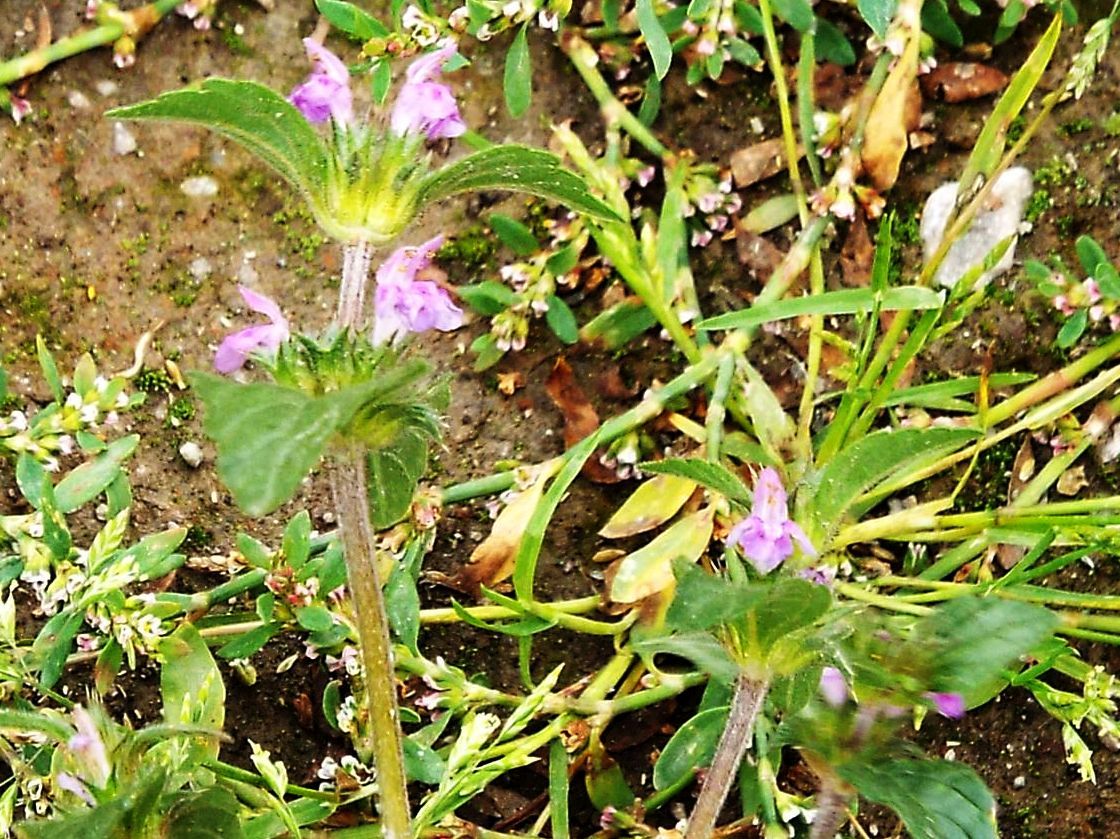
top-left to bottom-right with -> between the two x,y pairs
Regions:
417,145 -> 622,222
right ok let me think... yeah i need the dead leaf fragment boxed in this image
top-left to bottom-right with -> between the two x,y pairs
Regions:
1056,465 -> 1089,497
839,213 -> 874,287
862,16 -> 920,191
1008,436 -> 1035,502
730,139 -> 796,188
545,357 -> 620,483
599,472 -> 698,539
496,371 -> 524,396
920,63 -> 1008,103
734,221 -> 785,281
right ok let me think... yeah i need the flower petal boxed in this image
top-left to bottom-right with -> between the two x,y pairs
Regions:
238,286 -> 287,330
819,667 -> 848,707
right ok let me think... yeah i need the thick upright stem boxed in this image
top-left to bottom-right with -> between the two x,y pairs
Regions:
685,674 -> 768,839
331,453 -> 412,839
332,239 -> 412,838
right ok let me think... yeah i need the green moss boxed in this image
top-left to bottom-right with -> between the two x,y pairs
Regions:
1034,157 -> 1073,188
134,367 -> 174,394
1056,214 -> 1076,238
272,203 -> 325,264
1024,189 -> 1052,224
181,524 -> 214,553
956,435 -> 1020,511
1058,117 -> 1095,137
167,397 -> 196,425
1104,112 -> 1120,137
1006,114 -> 1028,143
221,25 -> 254,57
438,224 -> 499,273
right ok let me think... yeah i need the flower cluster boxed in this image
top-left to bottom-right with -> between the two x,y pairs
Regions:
447,0 -> 567,40
810,154 -> 885,222
683,172 -> 742,249
727,467 -> 815,574
373,236 -> 464,345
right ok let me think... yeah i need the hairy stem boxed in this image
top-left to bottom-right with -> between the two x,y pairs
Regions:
685,675 -> 768,839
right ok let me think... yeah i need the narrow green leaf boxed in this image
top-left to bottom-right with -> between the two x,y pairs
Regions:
418,145 -> 621,222
921,0 -> 964,47
216,622 -> 283,660
1057,309 -> 1087,348
580,298 -> 658,348
814,18 -> 856,66
490,212 -> 540,255
55,435 -> 139,513
697,286 -> 944,330
549,739 -> 571,839
504,25 -> 533,117
36,336 -> 63,402
282,511 -> 312,570
371,59 -> 392,105
458,281 -> 517,315
637,0 -> 673,79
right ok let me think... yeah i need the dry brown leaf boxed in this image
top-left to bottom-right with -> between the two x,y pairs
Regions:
35,6 -> 51,51
730,139 -> 794,188
496,371 -> 524,396
920,62 -> 1008,103
545,357 -> 621,483
1008,436 -> 1035,502
1056,465 -> 1089,496
598,365 -> 639,400
839,213 -> 874,287
862,28 -> 920,191
734,221 -> 785,280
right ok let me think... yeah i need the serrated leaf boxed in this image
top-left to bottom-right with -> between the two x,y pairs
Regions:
599,472 -> 698,538
418,145 -> 621,222
637,0 -> 673,79
811,428 -> 981,530
639,458 -> 751,505
840,758 -> 997,839
922,597 -> 1059,706
653,706 -> 727,790
504,25 -> 532,117
107,80 -> 330,206
632,630 -> 740,683
610,507 -> 714,603
55,434 -> 139,513
368,424 -> 430,529
191,369 -> 423,516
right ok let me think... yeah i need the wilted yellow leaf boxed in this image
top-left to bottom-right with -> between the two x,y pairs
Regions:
598,472 -> 698,539
609,507 -> 714,604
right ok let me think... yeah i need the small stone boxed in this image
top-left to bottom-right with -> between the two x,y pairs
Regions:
237,253 -> 259,284
112,122 -> 137,156
179,441 -> 204,468
180,175 -> 219,198
189,257 -> 213,281
1013,776 -> 1026,789
95,79 -> 119,97
920,166 -> 1033,289
67,91 -> 91,110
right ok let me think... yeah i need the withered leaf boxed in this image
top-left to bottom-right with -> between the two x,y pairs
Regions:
862,30 -> 920,191
920,62 -> 1009,103
839,213 -> 874,287
734,221 -> 785,281
546,356 -> 621,483
730,138 -> 796,188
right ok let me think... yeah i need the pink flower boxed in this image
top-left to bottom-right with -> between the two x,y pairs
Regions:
1085,279 -> 1102,304
925,691 -> 966,719
215,286 -> 290,373
373,236 -> 464,345
289,39 -> 353,125
727,467 -> 815,574
9,95 -> 31,125
390,42 -> 467,140
819,666 -> 849,707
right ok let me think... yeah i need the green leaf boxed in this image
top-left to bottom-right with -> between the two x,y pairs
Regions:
859,0 -> 897,38
458,281 -> 517,315
35,336 -> 63,402
1057,308 -> 1087,349
638,73 -> 662,125
367,418 -> 430,529
840,758 -> 997,839
921,0 -> 964,48
237,533 -> 273,569
16,453 -> 48,509
637,0 -> 673,79
545,296 -> 579,344
580,297 -> 658,348
666,559 -> 763,632
165,788 -> 246,839
956,14 -> 1060,197
282,510 -> 312,570
386,560 -> 421,653
107,80 -> 330,205
633,631 -> 740,684
159,624 -> 225,757
753,578 -> 831,654
16,772 -> 169,839
696,286 -> 944,330
418,145 -> 621,222
242,798 -> 335,839
191,369 -> 424,516
549,739 -> 571,839
404,736 -> 447,784
922,597 -> 1059,706
217,622 -> 283,660
33,609 -> 84,689
1076,235 -> 1109,276
370,58 -> 393,105
470,332 -> 506,370
54,435 -> 139,513
771,0 -> 814,31
609,507 -> 715,603
315,0 -> 388,39
295,605 -> 335,633
811,428 -> 981,529
741,193 -> 800,233
639,458 -> 751,505
814,18 -> 856,66
504,25 -> 533,117
654,706 -> 727,790
490,212 -> 540,255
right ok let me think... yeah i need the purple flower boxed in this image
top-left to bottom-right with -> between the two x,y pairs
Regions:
727,467 -> 815,574
373,236 -> 464,345
289,38 -> 353,125
215,286 -> 290,373
819,666 -> 849,708
68,706 -> 110,788
390,42 -> 467,140
926,691 -> 966,719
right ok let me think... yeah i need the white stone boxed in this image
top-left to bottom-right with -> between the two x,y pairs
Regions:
178,441 -> 204,468
180,176 -> 219,198
67,91 -> 91,110
111,122 -> 137,156
95,79 -> 119,97
188,257 -> 213,280
920,167 -> 1033,289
